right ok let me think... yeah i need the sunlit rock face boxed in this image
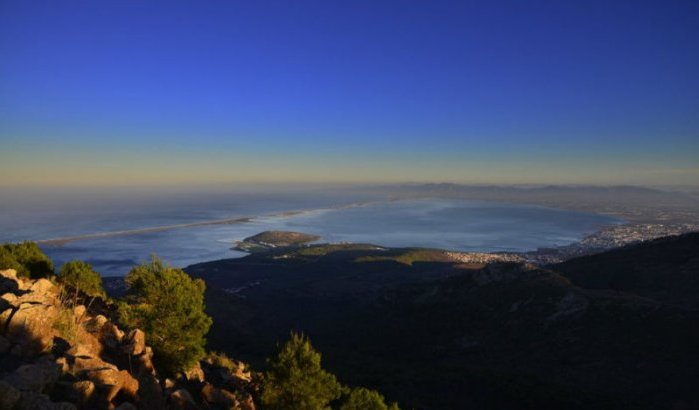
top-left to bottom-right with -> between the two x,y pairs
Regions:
0,268 -> 257,410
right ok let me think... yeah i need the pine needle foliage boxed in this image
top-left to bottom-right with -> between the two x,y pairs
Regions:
260,332 -> 342,410
119,255 -> 212,376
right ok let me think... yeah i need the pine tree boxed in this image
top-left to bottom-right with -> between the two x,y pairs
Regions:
119,255 -> 212,375
260,332 -> 341,410
339,387 -> 400,410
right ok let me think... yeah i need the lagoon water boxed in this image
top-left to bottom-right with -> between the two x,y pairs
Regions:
0,192 -> 622,276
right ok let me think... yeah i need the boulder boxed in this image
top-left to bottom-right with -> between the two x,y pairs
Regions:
86,368 -> 139,403
2,362 -> 59,393
201,383 -> 239,408
115,402 -> 138,410
2,292 -> 18,305
55,357 -> 69,373
100,322 -> 125,349
0,269 -> 18,281
27,279 -> 57,304
221,360 -> 252,384
239,393 -> 256,410
122,329 -> 146,356
0,307 -> 15,328
83,315 -> 108,333
181,364 -> 205,383
70,380 -> 95,405
15,391 -> 77,410
164,378 -> 176,390
138,374 -> 166,410
168,388 -> 198,410
4,303 -> 58,355
134,346 -> 156,376
72,305 -> 86,320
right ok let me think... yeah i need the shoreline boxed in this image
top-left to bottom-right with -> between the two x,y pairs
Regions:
34,200 -> 380,246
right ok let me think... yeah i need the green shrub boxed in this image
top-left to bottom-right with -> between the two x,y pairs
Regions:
59,260 -> 105,303
118,255 -> 212,376
339,387 -> 400,410
0,241 -> 54,278
0,247 -> 22,272
259,332 -> 341,410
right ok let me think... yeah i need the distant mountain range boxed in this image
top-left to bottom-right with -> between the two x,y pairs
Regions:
186,232 -> 699,409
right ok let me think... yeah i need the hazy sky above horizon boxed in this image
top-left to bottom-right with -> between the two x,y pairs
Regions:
1,0 -> 698,187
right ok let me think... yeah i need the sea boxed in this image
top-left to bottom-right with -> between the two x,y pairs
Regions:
0,188 -> 624,276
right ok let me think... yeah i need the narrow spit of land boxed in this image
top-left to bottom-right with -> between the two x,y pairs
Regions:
34,201 -> 377,246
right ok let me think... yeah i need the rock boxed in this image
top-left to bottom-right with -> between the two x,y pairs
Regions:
134,347 -> 156,376
0,381 -> 21,409
2,292 -> 18,305
70,380 -> 95,405
29,279 -> 56,301
55,357 -> 69,373
84,315 -> 108,333
65,343 -> 95,360
4,303 -> 58,355
164,378 -> 176,389
138,374 -> 166,410
72,305 -> 86,320
115,402 -> 138,410
86,368 -> 139,403
221,361 -> 252,384
2,362 -> 60,392
0,307 -> 14,327
100,322 -> 124,349
0,269 -> 18,281
120,371 -> 140,399
239,393 -> 256,410
122,329 -> 146,356
0,335 -> 11,354
15,391 -> 77,410
0,270 -> 23,294
201,383 -> 239,408
181,364 -> 205,383
168,388 -> 198,410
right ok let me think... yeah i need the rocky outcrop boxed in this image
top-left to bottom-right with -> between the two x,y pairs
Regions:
0,269 -> 257,410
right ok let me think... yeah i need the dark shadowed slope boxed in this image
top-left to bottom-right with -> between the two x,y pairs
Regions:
186,236 -> 699,410
553,232 -> 699,309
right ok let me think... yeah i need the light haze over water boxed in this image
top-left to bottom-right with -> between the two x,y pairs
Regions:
0,190 -> 622,276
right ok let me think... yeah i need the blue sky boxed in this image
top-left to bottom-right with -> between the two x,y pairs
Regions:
1,0 -> 698,186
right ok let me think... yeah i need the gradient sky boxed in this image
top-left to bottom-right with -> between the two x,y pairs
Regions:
1,0 -> 698,187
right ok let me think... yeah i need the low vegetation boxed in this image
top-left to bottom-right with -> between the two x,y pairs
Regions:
52,306 -> 79,344
58,260 -> 105,307
260,332 -> 342,409
339,387 -> 400,410
260,332 -> 399,410
355,248 -> 452,265
293,243 -> 385,257
0,241 -> 54,278
118,255 -> 213,376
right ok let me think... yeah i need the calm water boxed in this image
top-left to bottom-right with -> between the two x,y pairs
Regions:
0,193 -> 622,276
